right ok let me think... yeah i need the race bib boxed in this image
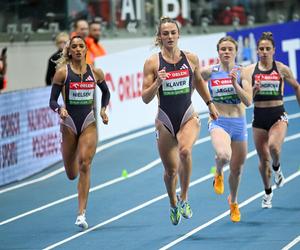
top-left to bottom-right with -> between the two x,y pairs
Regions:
211,78 -> 238,101
256,73 -> 281,96
162,69 -> 190,96
69,82 -> 95,105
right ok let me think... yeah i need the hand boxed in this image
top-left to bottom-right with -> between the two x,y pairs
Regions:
229,68 -> 238,86
156,67 -> 167,87
100,107 -> 109,125
59,107 -> 69,119
208,103 -> 219,120
253,74 -> 261,95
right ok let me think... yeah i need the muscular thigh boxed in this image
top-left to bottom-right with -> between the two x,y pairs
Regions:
77,123 -> 98,161
61,125 -> 78,163
177,116 -> 200,149
253,127 -> 270,161
210,128 -> 231,156
268,121 -> 287,147
156,120 -> 178,169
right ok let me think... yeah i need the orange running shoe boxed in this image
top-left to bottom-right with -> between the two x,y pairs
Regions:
228,196 -> 241,222
213,173 -> 224,194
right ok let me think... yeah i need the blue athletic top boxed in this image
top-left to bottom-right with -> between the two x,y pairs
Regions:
252,61 -> 283,102
208,64 -> 242,104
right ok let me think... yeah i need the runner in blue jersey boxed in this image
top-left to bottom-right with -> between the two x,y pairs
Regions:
49,36 -> 110,229
201,36 -> 252,222
244,32 -> 300,209
142,16 -> 218,226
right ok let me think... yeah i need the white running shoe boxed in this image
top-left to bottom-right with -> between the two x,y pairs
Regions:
261,193 -> 273,209
274,169 -> 285,188
75,213 -> 88,229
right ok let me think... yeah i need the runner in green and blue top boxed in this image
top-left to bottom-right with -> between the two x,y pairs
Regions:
142,16 -> 218,226
201,36 -> 252,222
244,31 -> 300,210
49,36 -> 110,230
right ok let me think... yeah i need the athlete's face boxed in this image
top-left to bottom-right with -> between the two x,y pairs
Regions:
218,41 -> 237,63
69,38 -> 87,61
159,22 -> 179,49
257,40 -> 275,62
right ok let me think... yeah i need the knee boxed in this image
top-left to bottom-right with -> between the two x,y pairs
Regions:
164,168 -> 177,179
179,146 -> 192,161
66,171 -> 78,180
78,158 -> 92,174
230,167 -> 242,178
216,151 -> 230,165
269,143 -> 280,156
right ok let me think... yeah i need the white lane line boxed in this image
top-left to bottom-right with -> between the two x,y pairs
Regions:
159,170 -> 300,250
282,235 -> 300,250
1,114 -> 300,226
0,114 -> 209,195
0,127 -> 155,195
0,96 -> 296,194
0,136 -> 211,226
42,133 -> 300,250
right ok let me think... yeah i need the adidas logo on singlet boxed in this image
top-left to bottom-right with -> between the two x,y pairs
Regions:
180,64 -> 189,70
85,75 -> 94,81
270,70 -> 278,75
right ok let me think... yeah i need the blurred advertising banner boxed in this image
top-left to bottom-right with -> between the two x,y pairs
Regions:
228,21 -> 300,96
0,87 -> 62,186
94,32 -> 225,141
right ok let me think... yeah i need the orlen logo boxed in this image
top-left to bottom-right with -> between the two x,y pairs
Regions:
70,82 -> 80,89
167,70 -> 189,79
211,78 -> 232,86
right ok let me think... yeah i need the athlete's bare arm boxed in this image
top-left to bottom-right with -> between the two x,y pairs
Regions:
142,54 -> 161,104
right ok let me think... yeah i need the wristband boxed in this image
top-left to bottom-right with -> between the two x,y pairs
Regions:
206,100 -> 213,106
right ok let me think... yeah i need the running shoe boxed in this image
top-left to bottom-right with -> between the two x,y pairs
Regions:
229,203 -> 241,222
75,212 -> 88,229
170,205 -> 181,226
228,196 -> 241,222
261,192 -> 273,209
213,173 -> 224,194
178,199 -> 193,219
274,168 -> 285,188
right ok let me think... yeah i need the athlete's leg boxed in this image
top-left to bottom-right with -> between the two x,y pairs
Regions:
76,123 -> 98,214
253,127 -> 272,189
176,116 -> 200,201
61,125 -> 79,180
268,121 -> 287,167
156,120 -> 179,208
229,140 -> 247,203
210,128 -> 231,175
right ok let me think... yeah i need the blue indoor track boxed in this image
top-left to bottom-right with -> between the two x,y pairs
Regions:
1,96 -> 299,250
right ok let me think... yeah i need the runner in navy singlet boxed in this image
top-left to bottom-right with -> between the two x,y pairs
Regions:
244,32 -> 300,209
142,16 -> 218,226
49,36 -> 110,229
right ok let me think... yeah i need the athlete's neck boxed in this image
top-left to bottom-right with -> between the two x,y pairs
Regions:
259,60 -> 273,71
220,61 -> 235,72
162,47 -> 181,63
